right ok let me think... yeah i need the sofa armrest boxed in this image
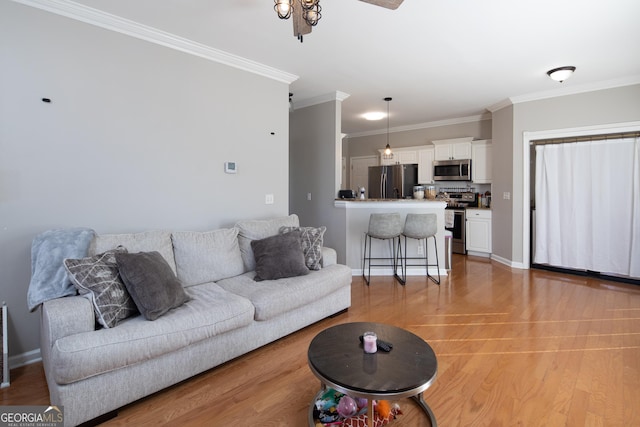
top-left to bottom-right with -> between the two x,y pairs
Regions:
41,296 -> 95,347
321,247 -> 337,267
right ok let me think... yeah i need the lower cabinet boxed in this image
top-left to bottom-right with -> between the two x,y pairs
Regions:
466,209 -> 491,255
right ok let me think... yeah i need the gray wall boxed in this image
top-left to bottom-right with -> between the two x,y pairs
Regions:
490,105 -> 514,263
289,100 -> 347,263
1,2 -> 290,359
493,84 -> 640,265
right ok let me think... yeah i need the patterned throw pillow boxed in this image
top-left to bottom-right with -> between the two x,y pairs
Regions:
280,226 -> 326,270
64,247 -> 138,328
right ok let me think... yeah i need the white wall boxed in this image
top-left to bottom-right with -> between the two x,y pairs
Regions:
0,2 -> 290,359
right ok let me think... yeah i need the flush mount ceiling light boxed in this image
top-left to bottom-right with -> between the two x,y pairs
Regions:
275,0 -> 403,42
382,97 -> 394,160
363,111 -> 386,121
547,66 -> 576,83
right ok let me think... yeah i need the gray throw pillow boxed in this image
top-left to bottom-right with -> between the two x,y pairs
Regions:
235,214 -> 300,272
115,251 -> 190,321
279,226 -> 326,270
64,247 -> 138,328
251,230 -> 310,282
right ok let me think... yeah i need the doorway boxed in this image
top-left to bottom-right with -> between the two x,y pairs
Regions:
523,123 -> 640,282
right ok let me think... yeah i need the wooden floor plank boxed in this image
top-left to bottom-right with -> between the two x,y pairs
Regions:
1,254 -> 639,426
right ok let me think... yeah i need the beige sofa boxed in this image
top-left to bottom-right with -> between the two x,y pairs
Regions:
39,215 -> 352,426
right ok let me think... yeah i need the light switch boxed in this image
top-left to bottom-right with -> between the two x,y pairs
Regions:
307,192 -> 312,201
503,192 -> 511,200
265,194 -> 274,205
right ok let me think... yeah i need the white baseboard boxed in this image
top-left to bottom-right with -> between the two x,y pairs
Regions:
491,254 -> 527,269
9,348 -> 42,370
467,250 -> 491,258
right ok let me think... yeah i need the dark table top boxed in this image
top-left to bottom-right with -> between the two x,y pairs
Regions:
308,322 -> 438,399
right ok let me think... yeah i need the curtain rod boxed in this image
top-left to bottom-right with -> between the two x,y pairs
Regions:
530,131 -> 640,146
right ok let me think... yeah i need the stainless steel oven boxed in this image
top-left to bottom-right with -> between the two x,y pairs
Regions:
445,208 -> 466,254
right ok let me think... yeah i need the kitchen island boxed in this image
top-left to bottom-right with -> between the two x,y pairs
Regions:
334,199 -> 447,277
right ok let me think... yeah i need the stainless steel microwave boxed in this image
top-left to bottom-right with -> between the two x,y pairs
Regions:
433,159 -> 472,181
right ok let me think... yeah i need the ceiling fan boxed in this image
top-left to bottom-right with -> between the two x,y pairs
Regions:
274,0 -> 404,42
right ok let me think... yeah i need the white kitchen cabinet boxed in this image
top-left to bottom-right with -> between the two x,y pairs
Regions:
471,139 -> 492,184
417,147 -> 434,184
397,150 -> 418,164
432,137 -> 473,161
466,209 -> 492,255
379,148 -> 418,165
380,154 -> 394,165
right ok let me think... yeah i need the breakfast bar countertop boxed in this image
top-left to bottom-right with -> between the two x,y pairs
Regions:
335,199 -> 447,207
333,199 -> 447,275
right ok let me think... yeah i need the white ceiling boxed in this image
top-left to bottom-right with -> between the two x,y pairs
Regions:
65,0 -> 640,135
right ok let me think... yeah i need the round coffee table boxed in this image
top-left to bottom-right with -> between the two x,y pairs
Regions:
307,322 -> 437,427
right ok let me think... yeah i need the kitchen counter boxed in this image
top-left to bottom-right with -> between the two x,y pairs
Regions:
334,199 -> 447,276
335,199 -> 447,206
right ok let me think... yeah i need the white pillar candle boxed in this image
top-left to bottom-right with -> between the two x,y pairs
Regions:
363,331 -> 377,353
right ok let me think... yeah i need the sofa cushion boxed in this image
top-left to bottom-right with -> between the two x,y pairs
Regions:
251,230 -> 309,282
235,214 -> 299,272
51,283 -> 255,385
280,226 -> 326,270
89,230 -> 177,274
171,228 -> 245,287
63,247 -> 138,328
116,251 -> 191,321
216,264 -> 352,321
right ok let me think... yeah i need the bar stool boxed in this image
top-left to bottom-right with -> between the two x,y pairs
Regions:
401,213 -> 440,285
362,213 -> 405,286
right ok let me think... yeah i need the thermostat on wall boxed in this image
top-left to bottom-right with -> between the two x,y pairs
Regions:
224,162 -> 237,174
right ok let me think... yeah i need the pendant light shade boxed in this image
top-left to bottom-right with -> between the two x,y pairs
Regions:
274,0 -> 294,19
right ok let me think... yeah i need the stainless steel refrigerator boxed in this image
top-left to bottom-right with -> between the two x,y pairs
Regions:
368,164 -> 418,199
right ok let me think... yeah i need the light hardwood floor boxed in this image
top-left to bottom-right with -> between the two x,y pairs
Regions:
2,255 -> 640,426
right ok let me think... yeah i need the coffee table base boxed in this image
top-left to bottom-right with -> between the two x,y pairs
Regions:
308,384 -> 437,427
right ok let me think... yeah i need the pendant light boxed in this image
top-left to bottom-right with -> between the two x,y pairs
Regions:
382,97 -> 394,161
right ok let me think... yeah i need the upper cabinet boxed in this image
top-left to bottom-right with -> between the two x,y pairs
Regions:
417,147 -> 435,184
379,148 -> 418,165
432,137 -> 473,160
471,139 -> 492,184
396,150 -> 418,165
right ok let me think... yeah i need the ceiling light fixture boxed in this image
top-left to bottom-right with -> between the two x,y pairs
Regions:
382,97 -> 394,161
546,66 -> 576,83
363,112 -> 386,121
275,0 -> 403,42
274,0 -> 321,42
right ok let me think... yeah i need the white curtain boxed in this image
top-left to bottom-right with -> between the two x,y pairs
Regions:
534,137 -> 640,278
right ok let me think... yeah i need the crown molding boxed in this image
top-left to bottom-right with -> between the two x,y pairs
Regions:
510,75 -> 640,104
486,98 -> 513,113
346,113 -> 492,139
292,91 -> 351,110
489,75 -> 640,112
12,0 -> 299,85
